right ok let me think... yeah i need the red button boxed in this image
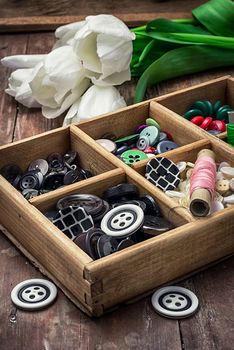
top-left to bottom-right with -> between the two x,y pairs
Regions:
144,146 -> 156,154
190,116 -> 204,126
208,120 -> 226,132
200,117 -> 213,130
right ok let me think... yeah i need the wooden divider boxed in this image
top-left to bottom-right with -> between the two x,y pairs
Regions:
31,168 -> 125,212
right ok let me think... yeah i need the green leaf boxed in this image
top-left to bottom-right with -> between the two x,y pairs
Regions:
138,31 -> 234,49
146,18 -> 209,34
193,0 -> 234,37
134,46 -> 234,103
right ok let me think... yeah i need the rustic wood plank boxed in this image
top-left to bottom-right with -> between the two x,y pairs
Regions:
0,0 -> 205,32
179,258 -> 234,350
0,34 -> 28,145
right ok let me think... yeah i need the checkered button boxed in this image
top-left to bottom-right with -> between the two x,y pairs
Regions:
52,206 -> 94,240
145,157 -> 180,191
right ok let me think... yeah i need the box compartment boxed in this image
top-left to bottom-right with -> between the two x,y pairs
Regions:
155,76 -> 234,150
0,126 -> 117,201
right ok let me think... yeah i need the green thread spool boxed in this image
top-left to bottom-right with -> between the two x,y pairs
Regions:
227,124 -> 234,147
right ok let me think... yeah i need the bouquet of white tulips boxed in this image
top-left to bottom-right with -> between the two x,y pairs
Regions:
3,1 -> 234,125
2,15 -> 135,125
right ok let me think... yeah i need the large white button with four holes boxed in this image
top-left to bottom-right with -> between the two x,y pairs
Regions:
11,278 -> 57,310
151,286 -> 199,319
101,204 -> 144,238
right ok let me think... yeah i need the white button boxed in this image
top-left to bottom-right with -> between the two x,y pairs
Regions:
11,279 -> 57,310
176,161 -> 186,173
95,139 -> 117,153
220,167 -> 234,179
151,286 -> 199,319
223,194 -> 234,204
101,204 -> 144,238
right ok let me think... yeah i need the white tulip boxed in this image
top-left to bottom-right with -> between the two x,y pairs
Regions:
54,21 -> 86,48
63,85 -> 126,125
5,66 -> 41,108
29,46 -> 90,118
54,15 -> 135,86
1,54 -> 46,70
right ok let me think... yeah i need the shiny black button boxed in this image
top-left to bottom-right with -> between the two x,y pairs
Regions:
139,195 -> 162,216
143,215 -> 173,235
103,183 -> 139,203
63,169 -> 79,185
19,171 -> 40,190
42,172 -> 64,191
63,151 -> 77,165
56,194 -> 104,215
28,159 -> 49,176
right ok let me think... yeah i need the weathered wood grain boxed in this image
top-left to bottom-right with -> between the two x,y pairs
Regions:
0,0 -> 205,32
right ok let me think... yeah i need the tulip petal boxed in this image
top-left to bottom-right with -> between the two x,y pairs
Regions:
62,99 -> 81,126
55,21 -> 85,39
5,67 -> 41,108
1,54 -> 46,70
77,85 -> 126,120
42,78 -> 90,119
97,34 -> 133,77
85,15 -> 135,41
90,68 -> 131,86
74,31 -> 102,73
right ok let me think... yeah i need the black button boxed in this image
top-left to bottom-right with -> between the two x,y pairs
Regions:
19,171 -> 40,190
0,164 -> 22,186
42,172 -> 64,191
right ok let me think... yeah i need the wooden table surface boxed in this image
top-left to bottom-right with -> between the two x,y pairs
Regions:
0,26 -> 234,350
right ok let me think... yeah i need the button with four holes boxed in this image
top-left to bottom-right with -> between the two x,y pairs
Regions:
151,286 -> 199,319
101,204 -> 144,238
11,278 -> 57,310
121,150 -> 148,165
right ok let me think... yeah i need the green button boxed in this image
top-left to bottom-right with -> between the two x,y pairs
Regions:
121,150 -> 148,165
140,126 -> 160,146
213,101 -> 222,115
146,118 -> 161,130
183,109 -> 204,120
115,134 -> 139,144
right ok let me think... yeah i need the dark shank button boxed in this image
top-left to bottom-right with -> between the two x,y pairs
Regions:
139,195 -> 162,216
103,183 -> 139,203
42,172 -> 64,191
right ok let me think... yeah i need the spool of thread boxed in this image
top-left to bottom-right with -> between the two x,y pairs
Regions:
189,149 -> 216,217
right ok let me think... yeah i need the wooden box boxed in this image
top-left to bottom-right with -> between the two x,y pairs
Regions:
0,76 -> 233,317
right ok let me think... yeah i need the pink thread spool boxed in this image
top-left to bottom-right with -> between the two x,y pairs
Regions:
189,149 -> 216,217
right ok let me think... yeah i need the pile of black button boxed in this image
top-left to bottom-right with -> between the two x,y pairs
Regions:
45,183 -> 173,259
0,151 -> 93,200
